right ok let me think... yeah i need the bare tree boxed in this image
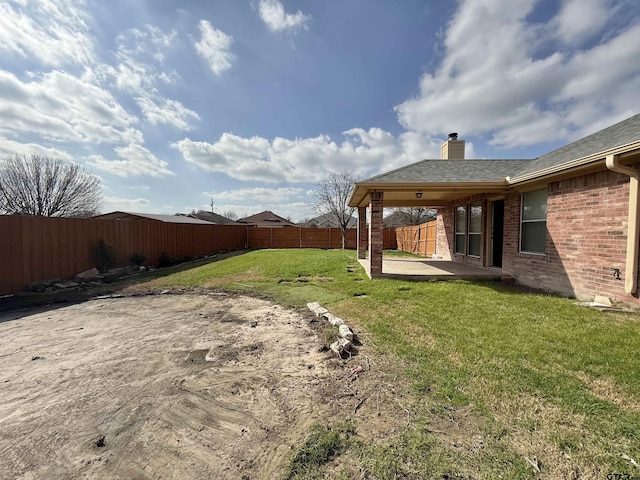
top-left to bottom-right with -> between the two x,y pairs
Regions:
222,210 -> 238,221
0,154 -> 102,217
309,169 -> 358,248
389,207 -> 436,226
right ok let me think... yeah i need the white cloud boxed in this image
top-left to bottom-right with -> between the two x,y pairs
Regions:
135,94 -> 200,131
173,128 -> 441,183
259,0 -> 310,33
0,69 -> 142,144
0,0 -> 95,67
204,187 -> 306,203
552,0 -> 615,45
92,25 -> 199,131
88,144 -> 174,178
118,25 -> 178,62
128,184 -> 150,191
394,0 -> 640,148
102,195 -> 151,213
194,20 -> 235,75
0,137 -> 73,160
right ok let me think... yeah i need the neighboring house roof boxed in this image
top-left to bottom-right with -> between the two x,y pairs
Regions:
383,211 -> 406,228
304,213 -> 357,228
349,113 -> 640,208
95,211 -> 214,225
237,210 -> 296,227
187,211 -> 238,224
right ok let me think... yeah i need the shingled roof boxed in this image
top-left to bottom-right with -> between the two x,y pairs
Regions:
513,113 -> 640,180
237,210 -> 296,227
349,113 -> 640,208
362,159 -> 532,184
95,211 -> 214,225
188,211 -> 238,224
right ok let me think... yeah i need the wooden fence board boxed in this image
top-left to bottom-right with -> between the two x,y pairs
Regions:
8,216 -> 24,291
0,217 -> 13,294
0,217 -> 398,295
395,221 -> 437,257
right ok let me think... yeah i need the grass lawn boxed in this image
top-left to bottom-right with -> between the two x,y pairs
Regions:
145,249 -> 640,479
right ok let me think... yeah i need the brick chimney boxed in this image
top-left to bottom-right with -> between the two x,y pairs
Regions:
441,132 -> 465,160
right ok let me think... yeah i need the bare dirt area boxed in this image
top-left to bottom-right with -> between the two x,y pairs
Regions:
0,291 -> 409,479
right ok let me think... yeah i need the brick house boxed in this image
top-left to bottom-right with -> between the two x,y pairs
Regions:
348,113 -> 640,304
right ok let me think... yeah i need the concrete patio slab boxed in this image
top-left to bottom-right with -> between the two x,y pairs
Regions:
358,257 -> 505,281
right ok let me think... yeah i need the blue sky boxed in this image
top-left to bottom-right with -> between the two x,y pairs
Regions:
1,0 -> 639,221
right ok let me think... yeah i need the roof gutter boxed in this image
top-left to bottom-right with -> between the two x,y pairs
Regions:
605,154 -> 639,295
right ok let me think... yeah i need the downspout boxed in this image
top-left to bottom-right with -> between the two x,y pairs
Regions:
605,154 -> 639,294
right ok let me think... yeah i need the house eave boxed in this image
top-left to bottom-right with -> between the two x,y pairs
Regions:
348,181 -> 510,208
508,140 -> 640,186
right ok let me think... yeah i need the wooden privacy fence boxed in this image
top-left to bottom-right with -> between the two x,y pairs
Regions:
246,227 -> 396,250
0,216 -> 398,295
0,216 -> 247,296
395,221 -> 437,257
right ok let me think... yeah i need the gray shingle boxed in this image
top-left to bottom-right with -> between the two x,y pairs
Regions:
96,212 -> 215,224
362,159 -> 533,184
359,113 -> 640,187
515,113 -> 640,178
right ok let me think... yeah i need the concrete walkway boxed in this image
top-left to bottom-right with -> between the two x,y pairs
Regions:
358,257 -> 505,281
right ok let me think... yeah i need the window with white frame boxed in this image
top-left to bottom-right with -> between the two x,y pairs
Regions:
468,204 -> 482,257
455,206 -> 466,254
520,188 -> 547,254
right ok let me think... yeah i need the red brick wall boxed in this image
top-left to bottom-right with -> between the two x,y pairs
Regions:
357,207 -> 367,259
503,168 -> 635,302
369,192 -> 384,276
433,168 -> 638,303
436,209 -> 453,260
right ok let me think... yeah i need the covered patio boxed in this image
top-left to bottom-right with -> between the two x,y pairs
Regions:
347,134 -> 531,279
357,257 -> 506,281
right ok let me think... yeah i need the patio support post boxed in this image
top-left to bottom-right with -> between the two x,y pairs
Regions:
606,154 -> 640,294
357,206 -> 367,259
369,191 -> 384,277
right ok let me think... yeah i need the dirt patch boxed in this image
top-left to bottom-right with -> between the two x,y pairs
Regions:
0,291 -> 408,479
573,371 -> 640,413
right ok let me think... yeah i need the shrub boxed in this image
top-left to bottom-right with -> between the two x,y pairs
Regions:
158,251 -> 177,268
91,239 -> 117,273
130,252 -> 146,267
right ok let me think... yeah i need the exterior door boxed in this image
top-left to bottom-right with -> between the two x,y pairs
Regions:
491,200 -> 504,268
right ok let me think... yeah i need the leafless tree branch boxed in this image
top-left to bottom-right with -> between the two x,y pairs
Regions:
309,169 -> 359,248
389,207 -> 436,226
0,154 -> 102,217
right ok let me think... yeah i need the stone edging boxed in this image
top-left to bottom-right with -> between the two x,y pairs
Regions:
306,302 -> 354,355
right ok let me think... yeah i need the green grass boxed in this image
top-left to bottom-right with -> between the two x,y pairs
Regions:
283,422 -> 355,480
146,249 -> 640,478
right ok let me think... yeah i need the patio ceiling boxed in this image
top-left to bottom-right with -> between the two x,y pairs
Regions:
348,181 -> 511,208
